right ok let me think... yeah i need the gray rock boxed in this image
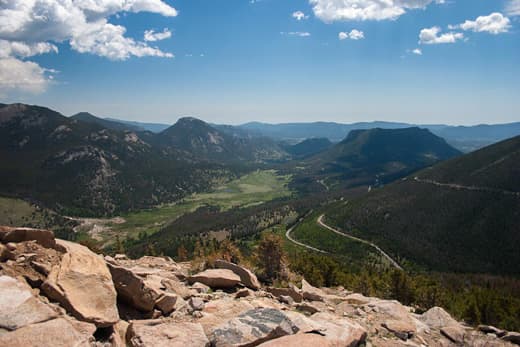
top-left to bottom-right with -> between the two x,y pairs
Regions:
127,320 -> 210,347
210,308 -> 298,347
189,297 -> 206,311
0,275 -> 58,331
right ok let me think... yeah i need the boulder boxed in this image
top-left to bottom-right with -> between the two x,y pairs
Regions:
155,293 -> 178,315
0,227 -> 56,249
441,325 -> 466,344
189,297 -> 206,311
0,275 -> 58,331
502,332 -> 520,345
192,282 -> 211,294
266,286 -> 303,303
188,269 -> 241,289
478,325 -> 507,337
210,308 -> 298,347
257,333 -> 334,347
199,298 -> 255,334
214,260 -> 261,290
383,321 -> 415,341
0,318 -> 92,347
107,263 -> 160,312
296,302 -> 320,315
310,312 -> 367,346
236,288 -> 253,299
41,240 -> 118,327
279,295 -> 294,305
301,279 -> 325,302
127,320 -> 210,347
419,307 -> 460,329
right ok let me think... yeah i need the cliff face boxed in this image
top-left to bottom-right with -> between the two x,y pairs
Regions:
1,226 -> 519,347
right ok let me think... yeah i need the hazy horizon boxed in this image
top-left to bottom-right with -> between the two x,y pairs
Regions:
1,0 -> 519,125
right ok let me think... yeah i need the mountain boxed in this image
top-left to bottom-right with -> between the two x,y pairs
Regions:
157,117 -> 289,163
71,112 -> 145,132
241,121 -> 411,142
240,121 -> 520,153
104,117 -> 171,133
281,137 -> 333,158
325,135 -> 520,275
0,104 -> 231,216
291,127 -> 461,192
431,122 -> 520,153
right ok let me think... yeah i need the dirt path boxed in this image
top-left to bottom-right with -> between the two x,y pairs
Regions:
317,214 -> 403,270
413,177 -> 520,197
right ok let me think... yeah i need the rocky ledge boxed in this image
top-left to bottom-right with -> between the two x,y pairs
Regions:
0,225 -> 519,347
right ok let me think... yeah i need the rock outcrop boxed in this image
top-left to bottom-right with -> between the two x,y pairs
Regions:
41,239 -> 119,327
1,225 -> 519,347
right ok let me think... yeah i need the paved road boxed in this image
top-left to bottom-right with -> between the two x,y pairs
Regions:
413,177 -> 520,197
285,215 -> 328,254
317,214 -> 403,271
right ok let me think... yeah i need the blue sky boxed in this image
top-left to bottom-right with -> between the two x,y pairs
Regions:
0,0 -> 519,125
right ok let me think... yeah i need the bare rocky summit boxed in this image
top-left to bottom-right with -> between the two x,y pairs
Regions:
0,225 -> 519,347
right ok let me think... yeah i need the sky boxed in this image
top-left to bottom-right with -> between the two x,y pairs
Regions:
0,0 -> 519,126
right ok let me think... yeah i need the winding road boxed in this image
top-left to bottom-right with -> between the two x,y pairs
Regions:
284,212 -> 403,270
285,215 -> 328,254
317,215 -> 403,270
413,177 -> 520,197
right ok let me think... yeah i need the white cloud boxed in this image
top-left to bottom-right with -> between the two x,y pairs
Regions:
0,40 -> 58,58
309,0 -> 445,22
505,0 -> 520,16
144,28 -> 172,42
338,29 -> 365,40
292,11 -> 309,20
0,0 -> 177,94
419,26 -> 464,44
455,13 -> 511,35
0,57 -> 54,94
283,31 -> 311,37
412,48 -> 422,55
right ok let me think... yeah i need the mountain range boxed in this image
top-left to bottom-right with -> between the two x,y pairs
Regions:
325,134 -> 520,275
70,112 -> 520,153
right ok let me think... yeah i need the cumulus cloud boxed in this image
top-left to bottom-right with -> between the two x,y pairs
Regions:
454,13 -> 511,35
0,0 -> 177,95
292,11 -> 309,20
338,29 -> 364,40
310,0 -> 445,22
0,40 -> 58,59
144,28 -> 172,42
419,26 -> 464,44
0,58 -> 54,94
412,48 -> 422,55
505,0 -> 520,16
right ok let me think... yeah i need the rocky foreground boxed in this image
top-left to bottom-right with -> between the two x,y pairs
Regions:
1,226 -> 519,347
